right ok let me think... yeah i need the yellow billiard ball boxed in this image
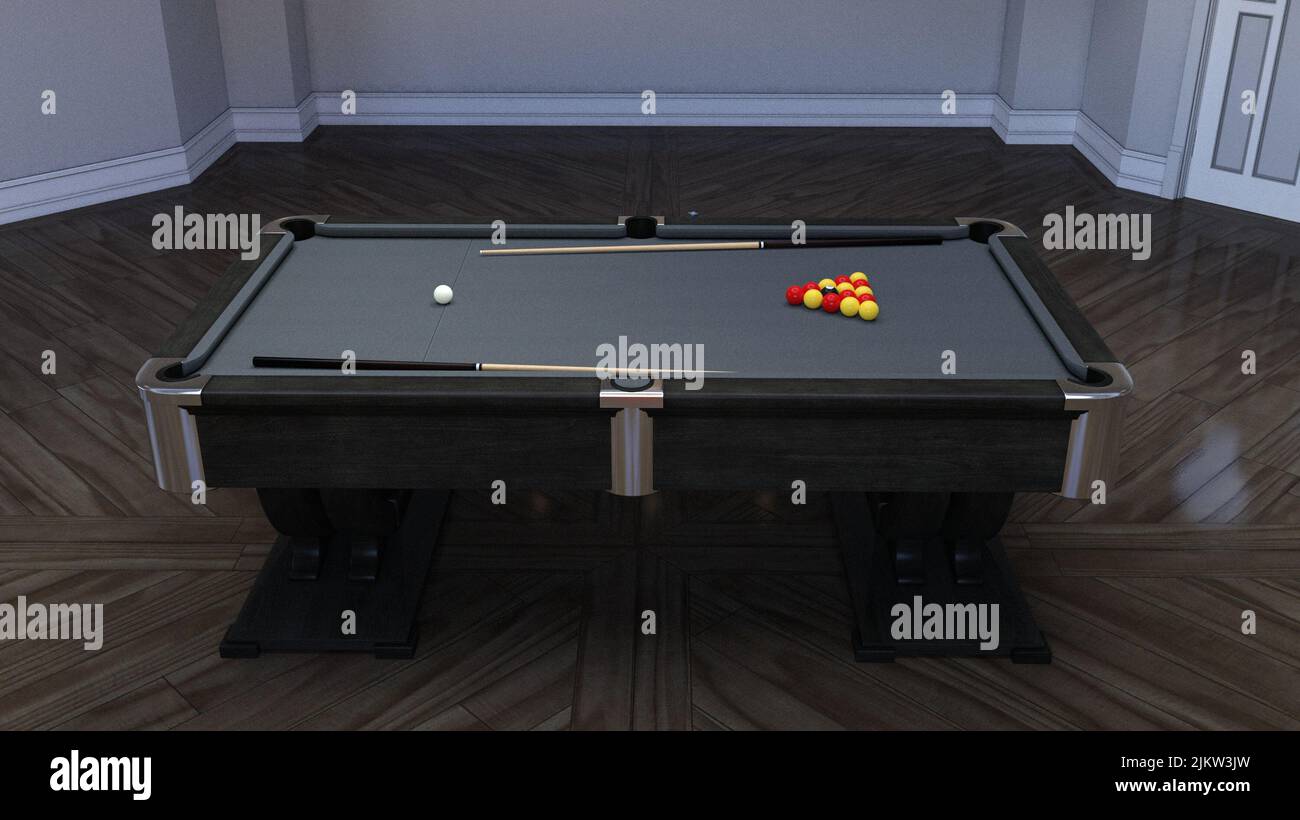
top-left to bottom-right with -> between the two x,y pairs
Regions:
849,272 -> 868,283
839,296 -> 860,317
818,278 -> 837,290
855,285 -> 873,297
803,289 -> 824,309
835,282 -> 855,293
858,300 -> 879,320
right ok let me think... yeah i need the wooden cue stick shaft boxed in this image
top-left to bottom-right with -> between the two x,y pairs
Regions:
479,235 -> 941,256
480,241 -> 759,256
252,356 -> 725,375
481,363 -> 723,374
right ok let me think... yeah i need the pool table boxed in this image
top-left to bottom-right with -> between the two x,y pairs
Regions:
137,215 -> 1131,662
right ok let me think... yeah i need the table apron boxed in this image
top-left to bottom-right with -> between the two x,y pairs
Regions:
193,411 -> 1072,493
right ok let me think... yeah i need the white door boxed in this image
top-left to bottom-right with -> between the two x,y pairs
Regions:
1185,0 -> 1300,221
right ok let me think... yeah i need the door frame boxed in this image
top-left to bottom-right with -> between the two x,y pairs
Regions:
1173,0 -> 1219,199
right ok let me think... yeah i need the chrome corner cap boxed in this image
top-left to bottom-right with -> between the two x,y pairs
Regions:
1057,361 -> 1133,499
136,357 -> 207,403
599,378 -> 665,410
136,358 -> 207,492
1059,362 -> 1134,409
261,214 -> 330,235
956,217 -> 1027,239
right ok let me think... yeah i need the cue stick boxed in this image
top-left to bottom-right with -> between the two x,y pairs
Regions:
478,235 -> 942,256
252,356 -> 728,375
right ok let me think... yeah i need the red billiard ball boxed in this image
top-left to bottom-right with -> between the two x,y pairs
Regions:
803,281 -> 820,292
859,294 -> 876,302
785,285 -> 805,305
822,293 -> 841,313
835,275 -> 851,285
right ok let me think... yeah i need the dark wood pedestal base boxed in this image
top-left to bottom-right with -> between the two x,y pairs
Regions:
219,489 -> 1046,662
831,492 -> 1050,663
220,490 -> 451,659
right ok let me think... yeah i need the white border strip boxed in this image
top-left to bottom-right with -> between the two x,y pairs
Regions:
0,93 -> 1171,225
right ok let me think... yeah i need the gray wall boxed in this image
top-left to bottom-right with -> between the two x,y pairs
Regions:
217,0 -> 312,107
285,0 -> 313,103
1082,0 -> 1197,154
0,0 -> 180,180
161,0 -> 229,140
998,0 -> 1027,102
1082,0 -> 1148,145
1128,0 -> 1197,155
999,0 -> 1095,109
301,0 -> 1010,93
0,0 -> 1203,186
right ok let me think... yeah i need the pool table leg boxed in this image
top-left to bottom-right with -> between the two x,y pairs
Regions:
940,492 -> 1016,585
255,488 -> 332,580
319,489 -> 409,582
219,489 -> 449,659
870,492 -> 950,584
832,492 -> 1050,663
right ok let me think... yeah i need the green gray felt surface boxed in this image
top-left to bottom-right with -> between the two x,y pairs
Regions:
195,231 -> 1076,380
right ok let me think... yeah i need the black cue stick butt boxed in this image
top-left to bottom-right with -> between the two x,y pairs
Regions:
252,356 -> 478,371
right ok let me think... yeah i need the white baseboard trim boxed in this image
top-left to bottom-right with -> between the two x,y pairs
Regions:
0,149 -> 186,225
0,93 -> 1173,226
990,96 -> 1078,144
0,99 -> 313,226
312,92 -> 997,128
1161,141 -> 1188,199
231,96 -> 318,141
0,110 -> 235,225
182,109 -> 238,179
1072,112 -> 1168,196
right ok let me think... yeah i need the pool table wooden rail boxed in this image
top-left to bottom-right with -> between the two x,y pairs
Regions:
137,215 -> 1131,500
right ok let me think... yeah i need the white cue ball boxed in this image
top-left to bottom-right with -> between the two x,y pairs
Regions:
433,284 -> 454,305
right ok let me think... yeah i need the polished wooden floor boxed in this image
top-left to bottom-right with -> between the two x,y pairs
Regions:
0,127 -> 1297,729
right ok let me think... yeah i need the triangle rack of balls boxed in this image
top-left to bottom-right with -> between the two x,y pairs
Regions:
784,272 -> 878,320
